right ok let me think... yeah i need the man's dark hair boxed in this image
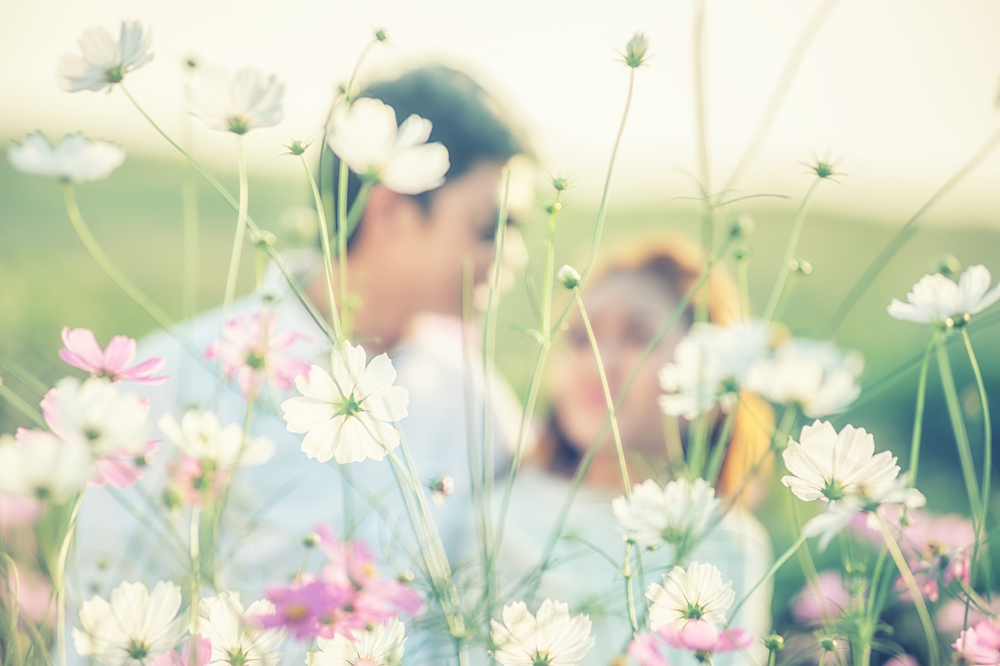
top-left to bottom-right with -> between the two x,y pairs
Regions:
319,64 -> 526,250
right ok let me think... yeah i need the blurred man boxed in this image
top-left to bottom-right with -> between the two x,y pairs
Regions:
73,65 -> 527,617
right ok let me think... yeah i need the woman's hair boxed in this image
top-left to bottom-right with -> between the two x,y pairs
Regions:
537,232 -> 774,499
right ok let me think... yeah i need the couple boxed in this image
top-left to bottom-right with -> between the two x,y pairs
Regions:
74,65 -> 772,665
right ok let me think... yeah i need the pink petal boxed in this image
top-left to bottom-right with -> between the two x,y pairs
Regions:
39,388 -> 70,441
715,628 -> 755,652
60,327 -> 105,371
90,455 -> 144,488
182,635 -> 212,666
627,634 -> 672,666
658,620 -> 720,652
116,356 -> 168,385
102,335 -> 137,372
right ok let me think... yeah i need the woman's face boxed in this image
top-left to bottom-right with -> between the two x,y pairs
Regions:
550,269 -> 690,461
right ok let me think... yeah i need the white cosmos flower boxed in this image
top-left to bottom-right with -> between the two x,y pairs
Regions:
647,562 -> 735,630
8,132 -> 125,182
187,67 -> 285,135
327,97 -> 450,195
0,431 -> 91,502
158,409 -> 274,468
786,421 -> 926,549
57,20 -> 153,92
888,265 -> 1000,324
611,478 -> 720,552
281,341 -> 409,464
307,618 -> 405,666
72,580 -> 186,666
490,599 -> 595,666
659,320 -> 771,419
746,338 -> 863,418
782,421 -> 900,504
42,377 -> 150,457
198,593 -> 284,666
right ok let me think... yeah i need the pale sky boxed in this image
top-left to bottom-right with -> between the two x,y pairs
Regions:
3,0 -> 1000,224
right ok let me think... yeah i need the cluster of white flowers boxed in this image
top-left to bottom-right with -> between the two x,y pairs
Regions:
158,409 -> 274,469
659,319 -> 862,420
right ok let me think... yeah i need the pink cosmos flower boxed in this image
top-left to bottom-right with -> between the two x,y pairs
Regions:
791,570 -> 851,624
59,327 -> 167,385
628,624 -> 754,666
884,655 -> 919,666
148,635 -> 212,666
205,312 -> 310,400
955,618 -> 1000,666
259,576 -> 350,639
166,455 -> 231,509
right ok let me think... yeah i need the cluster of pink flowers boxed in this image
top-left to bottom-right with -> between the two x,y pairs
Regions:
205,312 -> 310,401
165,457 -> 231,509
258,524 -> 422,640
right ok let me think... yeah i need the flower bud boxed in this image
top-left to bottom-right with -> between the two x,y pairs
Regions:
552,176 -> 570,191
819,637 -> 837,652
733,246 -> 751,261
936,253 -> 961,278
430,475 -> 455,505
729,214 -> 754,239
763,634 -> 784,652
790,259 -> 813,275
543,200 -> 562,214
557,265 -> 581,290
625,32 -> 649,68
302,532 -> 320,548
375,28 -> 389,42
284,139 -> 310,156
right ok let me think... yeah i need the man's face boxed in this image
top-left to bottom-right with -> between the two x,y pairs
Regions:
400,160 -> 505,315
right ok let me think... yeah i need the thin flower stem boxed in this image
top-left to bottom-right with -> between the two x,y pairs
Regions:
460,260 -> 488,574
221,136 -> 249,320
189,507 -> 201,646
0,382 -> 47,428
541,193 -> 563,335
573,291 -> 630,494
736,255 -> 751,320
180,109 -> 199,321
822,122 -> 1000,337
337,161 -> 350,337
578,68 -> 635,288
299,155 -> 343,340
62,183 -> 176,331
535,236 -> 737,573
55,491 -> 85,666
728,531 -> 808,623
344,180 -> 374,240
623,541 -> 639,633
962,327 -> 992,627
0,355 -> 48,397
706,397 -> 741,486
721,0 -> 842,193
482,170 -> 511,617
909,335 -> 936,485
762,178 -> 821,322
935,336 -> 981,523
119,84 -> 339,344
876,516 -> 940,666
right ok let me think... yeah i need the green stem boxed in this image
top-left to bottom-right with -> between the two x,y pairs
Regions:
877,516 -> 940,666
221,136 -> 249,320
728,532 -> 807,623
962,328 -> 992,625
189,507 -> 201,644
0,382 -> 47,428
573,291 -> 630,494
62,183 -> 175,331
623,541 -> 639,633
119,83 -> 339,344
0,355 -> 48,397
762,178 -> 821,322
337,161 -> 350,337
55,491 -> 85,666
706,397 -> 741,487
540,193 -> 563,335
344,180 -> 374,241
935,335 -> 981,522
180,110 -> 199,321
908,335 -> 935,485
299,155 -> 343,340
822,123 -> 1000,337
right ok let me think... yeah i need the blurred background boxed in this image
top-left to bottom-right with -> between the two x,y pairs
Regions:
3,0 -> 1000,643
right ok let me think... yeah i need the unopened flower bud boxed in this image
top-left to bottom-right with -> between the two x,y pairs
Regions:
733,246 -> 751,261
430,475 -> 455,505
819,637 -> 837,652
284,139 -> 310,156
557,265 -> 581,290
251,229 -> 277,246
729,214 -> 754,239
543,200 -> 562,214
789,259 -> 813,275
302,532 -> 320,548
763,634 -> 784,652
625,32 -> 649,68
375,28 -> 389,42
398,571 -> 415,583
552,176 -> 570,191
936,253 -> 961,278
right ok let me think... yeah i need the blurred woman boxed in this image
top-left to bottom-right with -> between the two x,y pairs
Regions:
497,234 -> 775,666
